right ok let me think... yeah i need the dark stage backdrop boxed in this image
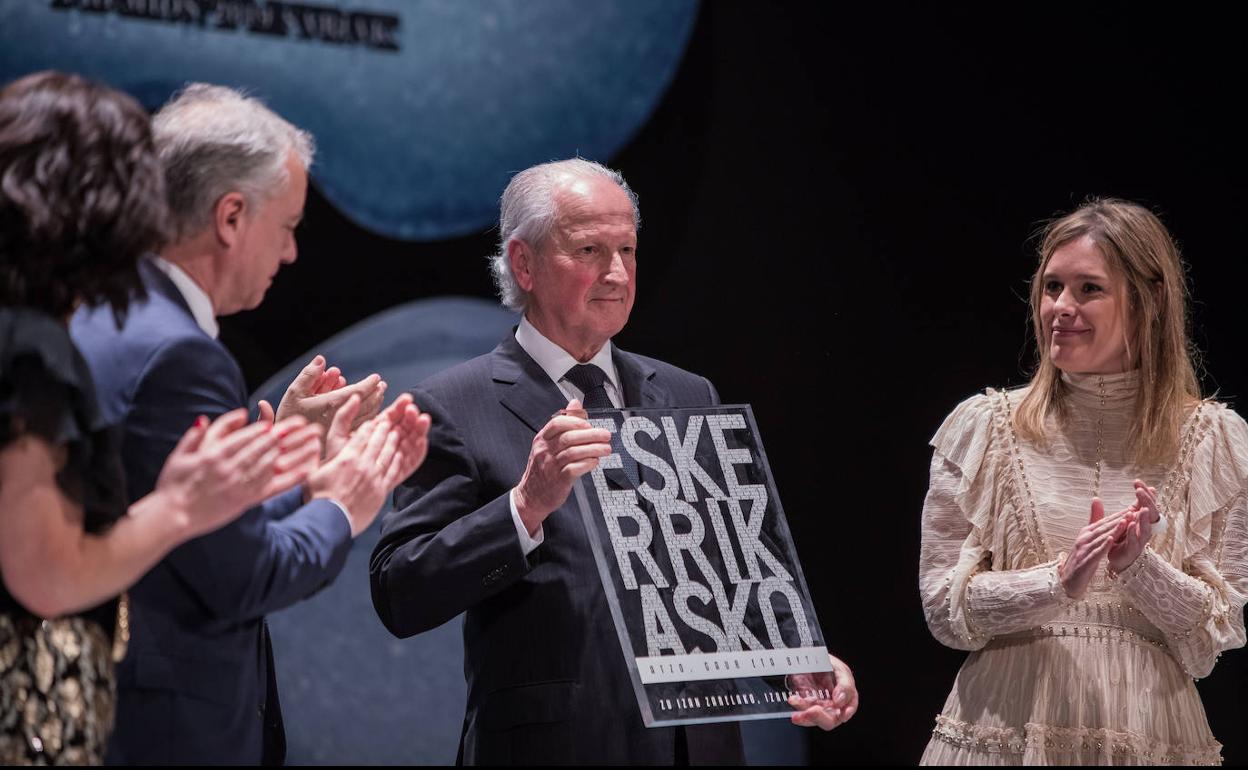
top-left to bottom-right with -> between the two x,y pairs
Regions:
220,4 -> 1248,765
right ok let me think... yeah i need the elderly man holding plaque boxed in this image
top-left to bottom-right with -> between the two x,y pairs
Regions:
370,158 -> 856,764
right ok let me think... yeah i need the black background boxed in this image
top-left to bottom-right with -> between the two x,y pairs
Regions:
221,4 -> 1248,764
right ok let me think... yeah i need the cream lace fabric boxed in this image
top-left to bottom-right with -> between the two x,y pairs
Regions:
919,371 -> 1248,766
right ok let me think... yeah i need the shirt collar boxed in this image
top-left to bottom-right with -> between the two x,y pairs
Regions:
514,315 -> 620,393
151,256 -> 219,339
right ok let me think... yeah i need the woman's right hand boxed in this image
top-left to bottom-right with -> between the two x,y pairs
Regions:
154,409 -> 324,538
1059,497 -> 1131,600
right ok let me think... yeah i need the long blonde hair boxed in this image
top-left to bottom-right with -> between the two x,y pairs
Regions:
1013,199 -> 1201,466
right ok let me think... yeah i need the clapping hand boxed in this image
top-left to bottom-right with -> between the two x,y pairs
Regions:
1059,498 -> 1132,600
305,392 -> 431,536
257,355 -> 386,437
156,409 -> 323,538
1107,480 -> 1159,574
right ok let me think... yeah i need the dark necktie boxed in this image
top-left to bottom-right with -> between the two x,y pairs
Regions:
563,363 -> 638,486
562,363 -> 614,410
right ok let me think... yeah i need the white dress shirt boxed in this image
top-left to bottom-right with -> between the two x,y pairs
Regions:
151,256 -> 219,339
509,316 -> 622,554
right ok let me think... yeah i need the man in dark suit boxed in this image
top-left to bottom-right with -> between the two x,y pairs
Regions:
72,83 -> 429,765
371,159 -> 759,763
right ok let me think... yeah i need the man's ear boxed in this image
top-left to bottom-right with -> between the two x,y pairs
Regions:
214,192 -> 247,249
509,239 -> 536,293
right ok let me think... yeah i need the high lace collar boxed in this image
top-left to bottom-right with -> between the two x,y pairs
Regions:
1060,369 -> 1140,408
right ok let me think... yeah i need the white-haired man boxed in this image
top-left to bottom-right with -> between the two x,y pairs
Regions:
370,159 -> 856,764
72,84 -> 430,765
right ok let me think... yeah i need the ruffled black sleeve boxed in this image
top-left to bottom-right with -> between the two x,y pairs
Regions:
0,308 -> 126,533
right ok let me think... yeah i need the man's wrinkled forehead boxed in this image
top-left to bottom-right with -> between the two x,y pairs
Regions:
559,174 -> 599,201
552,176 -> 636,228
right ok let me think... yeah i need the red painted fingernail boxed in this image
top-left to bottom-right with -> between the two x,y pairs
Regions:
195,416 -> 208,428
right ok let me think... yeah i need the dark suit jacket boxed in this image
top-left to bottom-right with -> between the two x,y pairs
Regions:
370,332 -> 744,765
71,259 -> 353,765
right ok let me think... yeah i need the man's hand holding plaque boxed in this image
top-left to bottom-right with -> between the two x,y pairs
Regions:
514,398 -> 614,537
787,653 -> 859,730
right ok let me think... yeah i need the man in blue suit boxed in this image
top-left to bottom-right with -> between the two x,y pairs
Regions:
73,84 -> 429,765
370,159 -> 859,764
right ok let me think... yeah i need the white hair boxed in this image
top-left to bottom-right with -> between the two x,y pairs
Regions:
153,83 -> 315,241
489,158 -> 640,312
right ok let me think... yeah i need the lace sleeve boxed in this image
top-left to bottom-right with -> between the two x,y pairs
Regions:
1115,494 -> 1248,678
920,452 -> 1072,650
1112,404 -> 1248,678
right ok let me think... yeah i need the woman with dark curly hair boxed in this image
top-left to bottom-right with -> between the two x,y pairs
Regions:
0,71 -> 325,764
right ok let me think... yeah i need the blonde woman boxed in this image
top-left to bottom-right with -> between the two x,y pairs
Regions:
919,199 -> 1247,765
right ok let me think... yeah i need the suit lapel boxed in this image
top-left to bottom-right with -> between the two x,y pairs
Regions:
613,347 -> 666,409
612,347 -> 674,490
139,256 -> 246,403
139,256 -> 196,322
493,332 -> 569,434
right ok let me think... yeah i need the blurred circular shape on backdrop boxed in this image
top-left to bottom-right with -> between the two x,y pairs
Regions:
0,0 -> 698,240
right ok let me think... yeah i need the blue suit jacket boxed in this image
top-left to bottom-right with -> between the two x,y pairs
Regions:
71,259 -> 352,765
370,332 -> 744,765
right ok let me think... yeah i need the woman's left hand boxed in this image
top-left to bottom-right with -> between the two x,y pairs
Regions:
1107,479 -> 1158,574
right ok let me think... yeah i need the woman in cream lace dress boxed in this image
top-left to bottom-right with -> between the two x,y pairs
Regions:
919,199 -> 1248,765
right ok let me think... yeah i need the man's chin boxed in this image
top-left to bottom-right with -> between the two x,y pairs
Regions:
220,295 -> 267,317
246,289 -> 271,312
596,313 -> 630,339
590,300 -> 631,321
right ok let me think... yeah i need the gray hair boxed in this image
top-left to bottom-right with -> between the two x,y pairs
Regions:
153,83 -> 315,241
489,158 -> 640,312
